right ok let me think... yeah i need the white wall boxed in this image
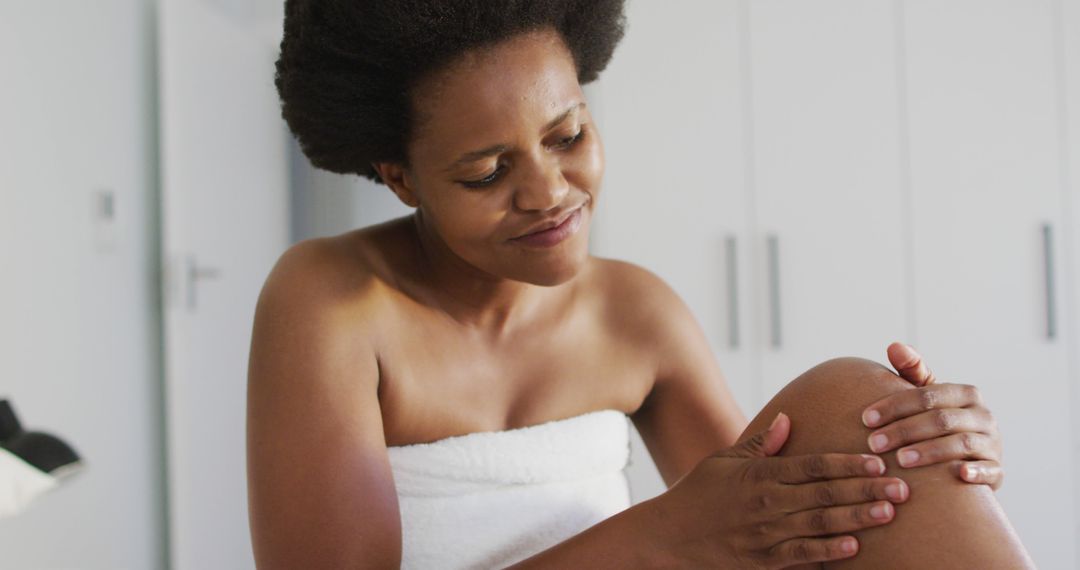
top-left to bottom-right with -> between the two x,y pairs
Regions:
0,1 -> 166,568
287,138 -> 413,243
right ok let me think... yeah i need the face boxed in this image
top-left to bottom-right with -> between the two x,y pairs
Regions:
376,28 -> 604,287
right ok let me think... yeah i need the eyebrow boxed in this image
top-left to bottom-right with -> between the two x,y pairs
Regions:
444,102 -> 586,172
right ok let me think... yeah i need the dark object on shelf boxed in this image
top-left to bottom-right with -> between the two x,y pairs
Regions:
0,399 -> 82,479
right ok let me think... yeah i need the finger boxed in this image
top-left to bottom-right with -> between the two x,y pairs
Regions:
765,536 -> 860,566
768,453 -> 886,484
787,477 -> 910,512
721,412 -> 792,459
950,460 -> 1004,490
893,432 -> 999,468
887,342 -> 937,387
782,500 -> 896,538
862,383 -> 985,428
866,406 -> 995,453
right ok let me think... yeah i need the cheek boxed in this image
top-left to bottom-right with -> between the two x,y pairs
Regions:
426,190 -> 509,244
570,135 -> 604,189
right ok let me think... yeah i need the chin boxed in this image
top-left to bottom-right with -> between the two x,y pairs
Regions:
510,242 -> 590,287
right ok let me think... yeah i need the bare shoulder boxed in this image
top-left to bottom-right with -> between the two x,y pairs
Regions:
587,257 -> 748,487
249,230 -> 391,411
257,217 -> 411,317
587,256 -> 679,296
247,226 -> 405,568
258,231 -> 380,304
585,256 -> 695,344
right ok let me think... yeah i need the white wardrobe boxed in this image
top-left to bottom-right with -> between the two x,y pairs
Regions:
591,1 -> 1080,569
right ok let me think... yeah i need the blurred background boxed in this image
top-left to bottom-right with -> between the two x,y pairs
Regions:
2,0 -> 1079,568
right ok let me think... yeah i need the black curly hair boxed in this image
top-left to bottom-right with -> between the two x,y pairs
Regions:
274,0 -> 627,184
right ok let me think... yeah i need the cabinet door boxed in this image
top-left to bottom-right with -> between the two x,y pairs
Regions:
1064,0 -> 1080,562
903,1 -> 1076,567
748,0 -> 911,399
590,0 -> 754,502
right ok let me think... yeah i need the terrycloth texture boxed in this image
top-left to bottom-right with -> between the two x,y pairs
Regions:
387,409 -> 633,569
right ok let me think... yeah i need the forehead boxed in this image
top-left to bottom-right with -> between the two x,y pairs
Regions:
409,29 -> 583,157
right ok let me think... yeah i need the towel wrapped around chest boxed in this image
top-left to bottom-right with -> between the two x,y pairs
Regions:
386,409 -> 633,569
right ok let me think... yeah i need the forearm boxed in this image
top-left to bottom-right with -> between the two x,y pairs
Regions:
505,496 -> 674,569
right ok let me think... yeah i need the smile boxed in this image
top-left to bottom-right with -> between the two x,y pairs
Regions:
509,206 -> 584,248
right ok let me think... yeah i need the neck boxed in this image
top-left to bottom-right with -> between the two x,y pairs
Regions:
408,210 -> 561,337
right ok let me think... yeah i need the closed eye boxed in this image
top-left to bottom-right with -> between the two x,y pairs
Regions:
460,165 -> 506,189
458,127 -> 587,189
554,129 -> 586,150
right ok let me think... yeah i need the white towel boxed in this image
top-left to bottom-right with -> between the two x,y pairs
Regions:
386,408 -> 633,569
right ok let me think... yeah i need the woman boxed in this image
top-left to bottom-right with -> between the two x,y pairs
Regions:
247,1 -> 1031,568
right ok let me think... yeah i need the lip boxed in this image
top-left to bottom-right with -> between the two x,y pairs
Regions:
513,205 -> 582,239
509,206 -> 584,248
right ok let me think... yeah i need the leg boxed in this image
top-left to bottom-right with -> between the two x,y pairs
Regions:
737,357 -> 1033,569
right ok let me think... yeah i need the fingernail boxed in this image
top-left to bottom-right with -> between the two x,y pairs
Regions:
870,502 -> 893,519
768,412 -> 784,431
863,409 -> 882,427
863,456 -> 884,475
886,482 -> 907,501
898,449 -> 919,467
841,538 -> 858,554
868,433 -> 889,452
963,464 -> 978,481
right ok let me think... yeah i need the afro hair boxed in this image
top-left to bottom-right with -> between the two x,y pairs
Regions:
273,0 -> 627,184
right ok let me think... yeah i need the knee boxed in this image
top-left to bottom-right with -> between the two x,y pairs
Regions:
737,359 -> 1030,569
740,357 -> 916,456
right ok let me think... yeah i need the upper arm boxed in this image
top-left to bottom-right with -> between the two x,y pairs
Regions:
615,262 -> 749,487
246,241 -> 401,569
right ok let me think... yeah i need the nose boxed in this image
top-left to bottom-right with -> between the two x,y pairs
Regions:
512,153 -> 570,212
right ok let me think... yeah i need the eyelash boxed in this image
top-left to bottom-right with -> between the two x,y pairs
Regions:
460,129 -> 587,189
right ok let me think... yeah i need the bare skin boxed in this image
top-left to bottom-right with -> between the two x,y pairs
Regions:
732,358 -> 1033,569
247,27 -> 1015,569
327,219 -> 659,446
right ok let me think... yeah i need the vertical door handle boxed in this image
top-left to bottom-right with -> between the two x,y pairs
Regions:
186,255 -> 221,312
725,235 -> 740,349
767,234 -> 782,349
1042,223 -> 1057,340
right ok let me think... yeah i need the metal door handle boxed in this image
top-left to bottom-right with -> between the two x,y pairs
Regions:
1042,223 -> 1056,340
725,235 -> 740,349
767,234 -> 782,349
187,255 -> 221,311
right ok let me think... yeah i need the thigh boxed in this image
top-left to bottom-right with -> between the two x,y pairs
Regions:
737,357 -> 1033,569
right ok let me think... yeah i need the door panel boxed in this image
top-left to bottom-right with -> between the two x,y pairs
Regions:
159,1 -> 288,567
590,0 -> 754,501
903,1 -> 1076,567
748,0 -> 910,397
1062,0 -> 1080,562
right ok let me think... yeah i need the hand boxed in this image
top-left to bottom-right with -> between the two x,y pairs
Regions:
862,342 -> 1004,490
649,413 -> 909,568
